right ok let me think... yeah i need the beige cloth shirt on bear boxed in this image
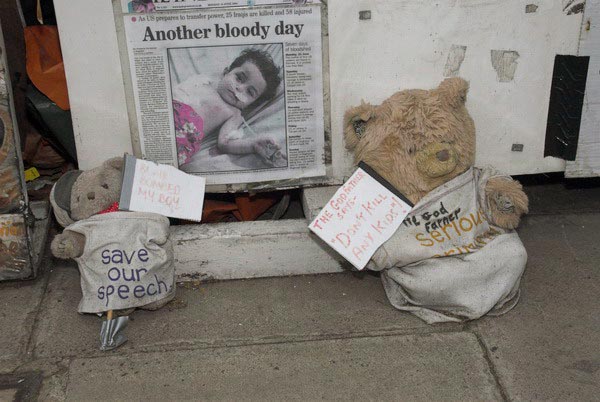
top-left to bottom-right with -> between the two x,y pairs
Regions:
64,212 -> 175,314
367,167 -> 527,323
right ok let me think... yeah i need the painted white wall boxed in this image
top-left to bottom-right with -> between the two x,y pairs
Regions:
329,0 -> 583,176
54,0 -> 132,169
55,0 -> 583,175
566,0 -> 600,178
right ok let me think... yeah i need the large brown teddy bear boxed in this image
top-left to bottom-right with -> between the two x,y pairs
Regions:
344,78 -> 528,323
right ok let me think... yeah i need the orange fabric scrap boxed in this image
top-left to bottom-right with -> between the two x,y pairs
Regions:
24,25 -> 70,110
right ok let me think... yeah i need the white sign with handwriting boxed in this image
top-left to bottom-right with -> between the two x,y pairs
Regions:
309,166 -> 413,270
120,155 -> 205,221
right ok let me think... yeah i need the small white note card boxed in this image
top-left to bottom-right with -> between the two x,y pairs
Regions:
309,163 -> 413,270
119,155 -> 205,221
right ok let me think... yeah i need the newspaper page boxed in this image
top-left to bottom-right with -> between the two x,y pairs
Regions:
122,4 -> 326,185
122,0 -> 320,13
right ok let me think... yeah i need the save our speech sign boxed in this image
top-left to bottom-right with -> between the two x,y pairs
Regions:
309,163 -> 413,270
67,212 -> 175,314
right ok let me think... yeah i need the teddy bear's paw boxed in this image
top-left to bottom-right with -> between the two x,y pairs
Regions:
485,177 -> 529,230
493,192 -> 516,214
489,205 -> 521,230
51,235 -> 77,259
50,233 -> 85,259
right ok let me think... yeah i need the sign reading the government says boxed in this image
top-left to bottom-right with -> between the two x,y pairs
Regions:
120,155 -> 206,221
309,163 -> 413,270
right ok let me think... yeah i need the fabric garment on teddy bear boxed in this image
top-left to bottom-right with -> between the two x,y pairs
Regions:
344,78 -> 529,323
50,157 -> 175,313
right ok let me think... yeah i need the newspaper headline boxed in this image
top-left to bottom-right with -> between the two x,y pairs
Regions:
122,3 -> 325,185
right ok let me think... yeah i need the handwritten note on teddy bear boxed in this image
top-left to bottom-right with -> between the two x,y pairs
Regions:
309,164 -> 413,270
120,155 -> 205,221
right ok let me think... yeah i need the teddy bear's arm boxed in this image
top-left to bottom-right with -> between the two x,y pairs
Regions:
485,177 -> 529,230
51,231 -> 86,259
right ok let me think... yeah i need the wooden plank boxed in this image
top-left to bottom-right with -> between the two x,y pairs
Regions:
54,0 -> 133,170
0,214 -> 30,280
56,0 -> 586,178
328,0 -> 583,175
0,23 -> 25,214
566,0 -> 600,177
0,22 -> 32,280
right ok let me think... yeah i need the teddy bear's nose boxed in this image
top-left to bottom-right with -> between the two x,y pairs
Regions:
436,149 -> 450,162
87,192 -> 95,200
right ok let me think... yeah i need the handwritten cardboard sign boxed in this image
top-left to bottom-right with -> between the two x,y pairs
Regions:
309,163 -> 413,270
119,155 -> 206,221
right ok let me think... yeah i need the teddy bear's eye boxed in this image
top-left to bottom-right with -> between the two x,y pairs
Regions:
353,120 -> 367,138
101,183 -> 109,189
408,146 -> 416,155
77,196 -> 80,202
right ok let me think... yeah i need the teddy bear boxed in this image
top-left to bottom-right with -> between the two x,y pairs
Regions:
50,157 -> 175,314
344,77 -> 529,323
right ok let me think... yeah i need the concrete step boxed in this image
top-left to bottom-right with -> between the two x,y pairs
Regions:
173,187 -> 343,281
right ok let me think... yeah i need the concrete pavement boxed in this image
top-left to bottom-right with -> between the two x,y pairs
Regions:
0,182 -> 599,401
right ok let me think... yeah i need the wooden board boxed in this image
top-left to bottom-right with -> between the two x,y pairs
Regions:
328,0 -> 583,176
56,0 -> 585,181
566,0 -> 600,178
0,22 -> 32,280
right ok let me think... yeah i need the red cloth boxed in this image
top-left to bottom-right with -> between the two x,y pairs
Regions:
97,202 -> 120,215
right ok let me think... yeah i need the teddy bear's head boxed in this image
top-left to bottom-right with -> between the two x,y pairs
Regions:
344,78 -> 476,204
50,157 -> 124,226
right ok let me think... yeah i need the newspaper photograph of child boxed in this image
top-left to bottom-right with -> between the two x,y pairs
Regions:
167,43 -> 288,174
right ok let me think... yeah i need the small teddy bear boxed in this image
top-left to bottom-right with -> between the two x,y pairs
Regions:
344,78 -> 529,323
50,157 -> 125,255
50,157 -> 175,313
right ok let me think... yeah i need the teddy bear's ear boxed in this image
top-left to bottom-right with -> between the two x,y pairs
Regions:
343,102 -> 376,150
437,77 -> 469,108
103,157 -> 124,171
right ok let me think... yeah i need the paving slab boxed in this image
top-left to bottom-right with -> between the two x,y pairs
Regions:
475,214 -> 600,401
33,264 -> 439,358
65,332 -> 500,401
0,276 -> 46,370
15,358 -> 70,402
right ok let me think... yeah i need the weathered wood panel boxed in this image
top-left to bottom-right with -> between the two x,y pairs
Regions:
566,0 -> 600,177
0,23 -> 31,279
58,0 -> 585,177
329,0 -> 583,176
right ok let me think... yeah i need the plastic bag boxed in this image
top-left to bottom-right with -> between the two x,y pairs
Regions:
24,25 -> 70,110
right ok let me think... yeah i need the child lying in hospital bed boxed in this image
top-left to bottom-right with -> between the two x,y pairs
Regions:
171,49 -> 284,167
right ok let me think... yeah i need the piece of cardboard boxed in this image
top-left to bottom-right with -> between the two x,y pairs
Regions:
309,163 -> 413,270
119,155 -> 205,221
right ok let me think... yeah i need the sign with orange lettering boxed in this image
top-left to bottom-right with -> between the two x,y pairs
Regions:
120,155 -> 206,221
309,163 -> 413,270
